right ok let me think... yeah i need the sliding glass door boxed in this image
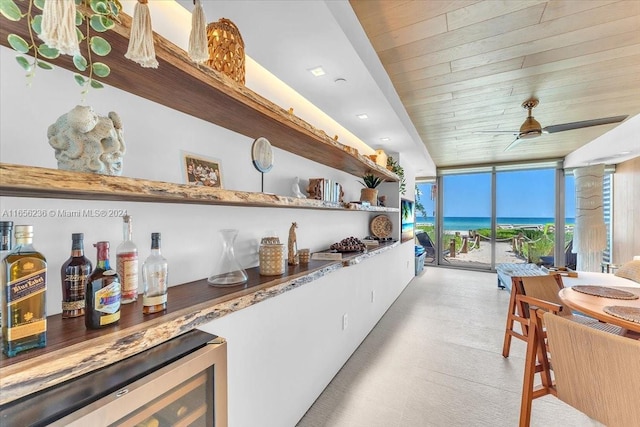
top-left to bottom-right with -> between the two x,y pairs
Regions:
440,172 -> 493,270
496,168 -> 556,267
433,162 -> 563,272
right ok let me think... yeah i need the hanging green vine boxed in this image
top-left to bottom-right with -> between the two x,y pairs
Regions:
1,0 -> 121,94
387,156 -> 406,195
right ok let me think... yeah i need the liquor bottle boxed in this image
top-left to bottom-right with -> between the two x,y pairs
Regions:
2,225 -> 47,357
142,233 -> 168,314
116,215 -> 139,304
61,233 -> 92,318
85,241 -> 121,329
0,221 -> 14,339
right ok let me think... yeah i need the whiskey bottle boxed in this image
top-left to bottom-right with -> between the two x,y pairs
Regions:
85,241 -> 121,329
61,233 -> 92,318
0,221 -> 14,339
2,225 -> 47,357
142,232 -> 168,314
116,215 -> 139,304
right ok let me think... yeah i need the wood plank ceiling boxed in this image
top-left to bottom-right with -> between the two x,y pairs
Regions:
349,0 -> 640,169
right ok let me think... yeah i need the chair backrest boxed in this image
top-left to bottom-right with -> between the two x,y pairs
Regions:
415,231 -> 434,249
544,312 -> 640,426
564,240 -> 577,270
515,275 -> 564,308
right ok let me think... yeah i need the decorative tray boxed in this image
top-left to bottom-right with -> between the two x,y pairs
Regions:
370,215 -> 392,239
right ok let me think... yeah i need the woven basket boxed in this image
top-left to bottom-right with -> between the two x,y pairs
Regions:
206,18 -> 245,84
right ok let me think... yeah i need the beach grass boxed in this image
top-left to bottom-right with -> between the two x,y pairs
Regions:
416,223 -> 574,264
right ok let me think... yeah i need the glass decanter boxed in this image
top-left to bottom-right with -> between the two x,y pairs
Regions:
208,229 -> 248,286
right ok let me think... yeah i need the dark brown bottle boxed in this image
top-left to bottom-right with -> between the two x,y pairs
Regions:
61,233 -> 92,318
85,242 -> 121,329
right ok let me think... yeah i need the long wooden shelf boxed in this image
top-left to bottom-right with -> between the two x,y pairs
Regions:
0,163 -> 399,212
0,241 -> 399,404
0,7 -> 398,183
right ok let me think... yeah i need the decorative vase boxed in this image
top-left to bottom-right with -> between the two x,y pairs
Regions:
48,105 -> 126,176
259,236 -> 286,276
206,18 -> 245,84
208,229 -> 248,286
360,188 -> 378,205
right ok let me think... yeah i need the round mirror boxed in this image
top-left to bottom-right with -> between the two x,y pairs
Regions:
251,137 -> 274,173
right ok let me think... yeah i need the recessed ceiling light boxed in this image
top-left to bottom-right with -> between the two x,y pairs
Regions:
356,113 -> 369,119
380,137 -> 390,142
308,66 -> 326,77
334,78 -> 347,84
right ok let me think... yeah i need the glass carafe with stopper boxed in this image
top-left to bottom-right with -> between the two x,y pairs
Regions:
208,229 -> 247,287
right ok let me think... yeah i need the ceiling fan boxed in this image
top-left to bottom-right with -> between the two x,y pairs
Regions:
477,98 -> 628,151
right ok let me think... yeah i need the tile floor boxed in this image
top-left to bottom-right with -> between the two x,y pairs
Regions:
296,267 -> 602,427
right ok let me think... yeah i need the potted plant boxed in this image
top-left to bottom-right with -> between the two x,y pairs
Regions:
387,156 -> 406,195
359,174 -> 384,205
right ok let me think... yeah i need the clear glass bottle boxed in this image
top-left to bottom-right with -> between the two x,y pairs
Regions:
61,233 -> 92,318
85,241 -> 121,329
2,225 -> 47,357
142,232 -> 168,314
116,215 -> 139,303
208,229 -> 248,286
0,221 -> 14,340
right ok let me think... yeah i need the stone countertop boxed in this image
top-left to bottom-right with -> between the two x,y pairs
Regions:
0,242 -> 399,405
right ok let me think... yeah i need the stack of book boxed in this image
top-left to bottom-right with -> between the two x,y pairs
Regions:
308,178 -> 343,203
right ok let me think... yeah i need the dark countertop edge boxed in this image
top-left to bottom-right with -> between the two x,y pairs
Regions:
0,241 -> 399,405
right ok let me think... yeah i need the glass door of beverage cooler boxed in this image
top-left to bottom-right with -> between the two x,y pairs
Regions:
0,330 -> 227,427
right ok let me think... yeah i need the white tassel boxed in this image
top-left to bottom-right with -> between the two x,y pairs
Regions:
39,0 -> 80,56
188,0 -> 209,63
125,0 -> 159,68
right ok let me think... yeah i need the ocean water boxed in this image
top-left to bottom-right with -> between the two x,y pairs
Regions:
416,216 -> 575,231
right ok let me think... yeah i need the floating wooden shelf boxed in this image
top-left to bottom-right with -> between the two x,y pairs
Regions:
0,163 -> 399,213
0,241 -> 399,404
0,8 -> 398,183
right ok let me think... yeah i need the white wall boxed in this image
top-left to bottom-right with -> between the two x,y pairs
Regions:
198,242 -> 415,427
1,42 -> 416,427
0,46 -> 412,317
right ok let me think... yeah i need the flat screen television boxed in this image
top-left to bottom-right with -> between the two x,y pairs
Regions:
401,198 -> 415,243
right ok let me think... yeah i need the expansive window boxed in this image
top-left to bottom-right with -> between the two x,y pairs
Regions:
416,163 -> 613,273
496,168 -> 556,267
441,172 -> 492,269
417,162 -> 565,272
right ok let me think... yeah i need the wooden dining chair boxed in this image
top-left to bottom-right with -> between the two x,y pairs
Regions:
502,274 -> 621,358
519,306 -> 557,427
519,308 -> 640,427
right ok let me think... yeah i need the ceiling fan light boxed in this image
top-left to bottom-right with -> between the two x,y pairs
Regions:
519,117 -> 542,138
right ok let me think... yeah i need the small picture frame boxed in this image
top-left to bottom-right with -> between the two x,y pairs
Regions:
182,151 -> 223,188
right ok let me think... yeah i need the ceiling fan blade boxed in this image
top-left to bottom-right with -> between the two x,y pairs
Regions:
543,115 -> 628,134
472,130 -> 519,134
504,136 -> 524,151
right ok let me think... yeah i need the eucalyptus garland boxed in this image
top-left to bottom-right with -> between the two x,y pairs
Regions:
1,0 -> 121,94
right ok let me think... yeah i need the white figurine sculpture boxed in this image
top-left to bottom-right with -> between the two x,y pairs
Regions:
292,177 -> 307,198
48,105 -> 126,175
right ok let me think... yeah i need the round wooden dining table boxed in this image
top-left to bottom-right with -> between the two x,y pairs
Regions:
559,286 -> 640,333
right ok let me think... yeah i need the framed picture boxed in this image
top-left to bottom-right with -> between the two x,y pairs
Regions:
182,151 -> 223,188
401,198 -> 415,243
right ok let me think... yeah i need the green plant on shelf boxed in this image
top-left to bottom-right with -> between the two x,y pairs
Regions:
1,0 -> 121,94
358,174 -> 384,189
387,156 -> 406,195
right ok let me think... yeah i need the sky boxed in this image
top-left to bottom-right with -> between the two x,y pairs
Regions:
417,170 -> 576,218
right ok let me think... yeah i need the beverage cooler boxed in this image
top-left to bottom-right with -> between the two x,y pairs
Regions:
0,330 -> 227,426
